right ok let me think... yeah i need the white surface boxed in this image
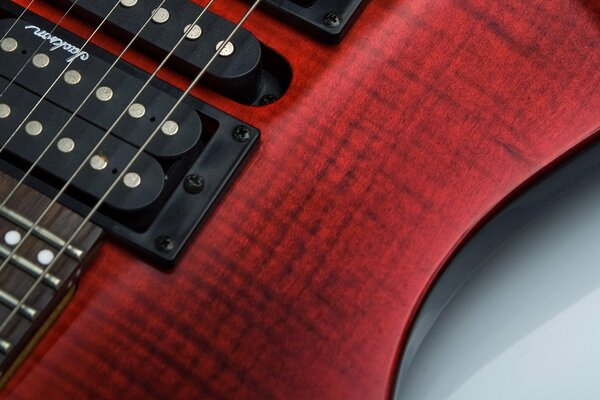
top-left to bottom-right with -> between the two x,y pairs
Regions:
398,177 -> 600,400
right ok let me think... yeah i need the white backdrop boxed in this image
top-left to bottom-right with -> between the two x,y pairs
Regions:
398,174 -> 600,399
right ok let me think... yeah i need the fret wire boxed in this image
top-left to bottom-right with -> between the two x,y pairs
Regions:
0,206 -> 83,260
0,244 -> 61,289
0,0 -> 122,163
0,0 -> 171,244
0,0 -> 128,345
0,0 -> 127,300
0,337 -> 10,354
0,288 -> 37,320
0,0 -> 216,337
0,0 -> 213,287
0,0 -> 262,337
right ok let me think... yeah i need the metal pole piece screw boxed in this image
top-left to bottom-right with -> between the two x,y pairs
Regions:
183,174 -> 205,194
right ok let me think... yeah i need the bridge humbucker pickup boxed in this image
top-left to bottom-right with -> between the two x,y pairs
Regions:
0,1 -> 260,266
53,0 -> 291,105
0,76 -> 165,212
0,19 -> 202,160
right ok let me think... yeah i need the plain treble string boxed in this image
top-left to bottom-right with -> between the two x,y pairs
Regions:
0,0 -> 216,226
0,0 -> 122,157
0,0 -> 85,97
0,0 -> 250,334
0,0 -> 173,213
0,0 -> 36,55
0,0 -> 194,280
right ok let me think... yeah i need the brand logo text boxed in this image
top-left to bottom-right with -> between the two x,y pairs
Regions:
24,25 -> 89,62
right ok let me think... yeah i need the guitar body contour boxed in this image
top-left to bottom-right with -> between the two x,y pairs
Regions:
4,0 -> 600,398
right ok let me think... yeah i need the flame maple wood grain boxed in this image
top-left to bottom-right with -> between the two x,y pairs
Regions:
4,0 -> 600,398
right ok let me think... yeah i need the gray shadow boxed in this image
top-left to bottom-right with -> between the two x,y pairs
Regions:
397,149 -> 600,399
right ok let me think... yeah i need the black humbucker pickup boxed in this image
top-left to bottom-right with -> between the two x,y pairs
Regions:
53,0 -> 291,105
0,1 -> 259,266
0,75 -> 166,212
0,20 -> 202,160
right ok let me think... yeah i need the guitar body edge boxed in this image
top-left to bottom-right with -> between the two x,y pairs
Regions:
4,0 -> 600,398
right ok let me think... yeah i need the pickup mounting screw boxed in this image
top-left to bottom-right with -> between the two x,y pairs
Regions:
232,125 -> 251,143
183,174 -> 205,194
323,12 -> 341,28
155,236 -> 174,253
260,94 -> 278,105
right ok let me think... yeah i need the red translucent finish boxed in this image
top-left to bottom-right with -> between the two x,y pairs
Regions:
4,0 -> 600,398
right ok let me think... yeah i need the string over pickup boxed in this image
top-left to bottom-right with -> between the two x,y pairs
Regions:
0,20 -> 203,160
0,76 -> 165,212
54,0 -> 291,105
0,0 -> 259,265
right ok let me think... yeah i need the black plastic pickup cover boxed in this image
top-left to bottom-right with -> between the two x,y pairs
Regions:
54,0 -> 291,105
0,1 -> 259,266
0,75 -> 165,212
0,20 -> 202,160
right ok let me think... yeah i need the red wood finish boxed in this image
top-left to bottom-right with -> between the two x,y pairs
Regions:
3,0 -> 600,398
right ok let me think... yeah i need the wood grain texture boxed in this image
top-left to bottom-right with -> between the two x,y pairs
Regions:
3,0 -> 600,398
0,171 -> 103,380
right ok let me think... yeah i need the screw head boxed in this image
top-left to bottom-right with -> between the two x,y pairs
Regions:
183,174 -> 205,194
232,125 -> 251,143
260,94 -> 278,105
155,235 -> 175,253
323,12 -> 341,28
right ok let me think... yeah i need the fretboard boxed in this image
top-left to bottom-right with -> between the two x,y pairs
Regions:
0,171 -> 103,384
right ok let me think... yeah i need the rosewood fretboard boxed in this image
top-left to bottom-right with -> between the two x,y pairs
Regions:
0,171 -> 102,384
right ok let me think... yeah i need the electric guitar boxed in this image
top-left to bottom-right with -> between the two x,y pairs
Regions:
0,0 -> 598,398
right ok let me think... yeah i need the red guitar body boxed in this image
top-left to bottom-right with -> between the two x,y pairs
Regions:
3,0 -> 600,398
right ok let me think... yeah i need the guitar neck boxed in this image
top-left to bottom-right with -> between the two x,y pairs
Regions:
0,170 -> 102,383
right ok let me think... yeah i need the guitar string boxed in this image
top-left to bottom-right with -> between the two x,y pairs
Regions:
0,0 -> 173,211
0,0 -> 176,296
0,0 -> 262,335
0,0 -> 254,334
0,0 -> 216,278
0,0 -> 122,157
0,0 -> 215,221
0,0 -> 36,48
0,0 -> 35,47
0,0 -> 84,97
